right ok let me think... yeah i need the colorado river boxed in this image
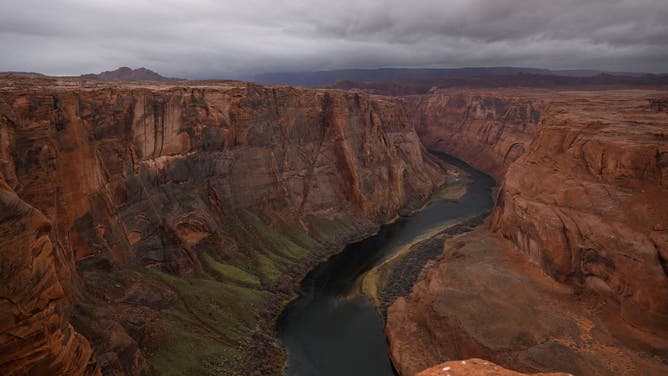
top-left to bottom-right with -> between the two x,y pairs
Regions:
277,152 -> 496,376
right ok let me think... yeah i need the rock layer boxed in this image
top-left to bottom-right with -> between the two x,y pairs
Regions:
388,88 -> 668,375
0,177 -> 99,375
490,92 -> 668,332
0,75 -> 446,375
409,90 -> 543,177
411,89 -> 668,330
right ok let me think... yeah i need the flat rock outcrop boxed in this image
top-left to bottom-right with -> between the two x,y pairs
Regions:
0,76 -> 446,375
418,358 -> 570,376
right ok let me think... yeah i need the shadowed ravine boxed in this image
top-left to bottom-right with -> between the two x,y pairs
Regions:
277,152 -> 496,376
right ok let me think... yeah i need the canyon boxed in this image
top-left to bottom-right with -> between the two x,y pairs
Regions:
0,74 -> 445,375
387,89 -> 668,375
0,73 -> 666,376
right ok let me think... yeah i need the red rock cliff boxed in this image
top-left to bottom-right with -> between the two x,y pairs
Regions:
408,89 -> 543,177
387,89 -> 668,376
0,76 -> 446,375
489,92 -> 668,331
411,89 -> 668,329
0,177 -> 100,375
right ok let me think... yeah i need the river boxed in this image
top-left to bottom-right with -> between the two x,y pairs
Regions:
277,152 -> 496,376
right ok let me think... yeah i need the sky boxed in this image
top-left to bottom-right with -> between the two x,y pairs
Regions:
1,0 -> 667,79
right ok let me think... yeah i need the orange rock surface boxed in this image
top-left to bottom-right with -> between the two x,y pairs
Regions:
387,228 -> 668,376
0,177 -> 99,375
412,88 -> 668,330
490,91 -> 668,332
388,88 -> 668,375
418,358 -> 569,376
0,75 -> 446,374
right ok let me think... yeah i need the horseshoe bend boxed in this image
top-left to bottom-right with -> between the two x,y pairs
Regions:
0,75 -> 667,376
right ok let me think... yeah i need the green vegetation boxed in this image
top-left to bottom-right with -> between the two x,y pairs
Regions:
142,209 -> 343,375
112,208 -> 402,375
144,268 -> 271,375
200,252 -> 261,288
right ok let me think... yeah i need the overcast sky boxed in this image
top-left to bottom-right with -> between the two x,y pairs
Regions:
1,0 -> 666,78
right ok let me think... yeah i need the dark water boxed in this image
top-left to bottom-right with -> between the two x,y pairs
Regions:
277,153 -> 496,376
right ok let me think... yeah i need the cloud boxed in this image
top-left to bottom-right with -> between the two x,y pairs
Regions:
0,0 -> 666,78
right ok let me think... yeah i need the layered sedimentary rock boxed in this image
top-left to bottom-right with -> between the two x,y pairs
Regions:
409,89 -> 668,330
388,89 -> 668,375
0,76 -> 446,375
0,177 -> 100,376
491,92 -> 668,332
409,90 -> 543,177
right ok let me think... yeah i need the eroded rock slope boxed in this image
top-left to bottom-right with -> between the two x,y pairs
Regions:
0,75 -> 446,375
387,89 -> 668,375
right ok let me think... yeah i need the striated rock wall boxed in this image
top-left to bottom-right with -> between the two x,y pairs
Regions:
489,93 -> 668,332
408,90 -> 544,178
0,177 -> 99,375
388,89 -> 668,375
0,77 -> 446,375
411,89 -> 668,332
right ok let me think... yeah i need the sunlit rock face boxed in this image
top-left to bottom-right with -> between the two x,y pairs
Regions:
0,76 -> 446,375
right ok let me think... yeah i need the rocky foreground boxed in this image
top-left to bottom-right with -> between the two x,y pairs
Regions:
387,89 -> 668,375
417,358 -> 571,376
0,75 -> 446,375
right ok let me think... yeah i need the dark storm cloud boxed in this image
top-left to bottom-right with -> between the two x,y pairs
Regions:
1,0 -> 666,78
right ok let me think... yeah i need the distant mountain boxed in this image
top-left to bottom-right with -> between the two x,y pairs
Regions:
552,69 -> 646,77
327,73 -> 668,96
81,67 -> 182,81
254,67 -> 653,87
0,71 -> 46,77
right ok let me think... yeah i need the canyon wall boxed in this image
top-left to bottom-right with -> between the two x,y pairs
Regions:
409,90 -> 543,177
388,89 -> 668,375
490,93 -> 668,331
410,89 -> 668,329
0,76 -> 446,375
0,177 -> 100,375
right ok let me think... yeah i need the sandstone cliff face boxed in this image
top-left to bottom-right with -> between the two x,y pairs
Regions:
410,89 -> 668,331
0,177 -> 99,375
408,90 -> 543,177
387,89 -> 668,375
387,228 -> 668,376
0,76 -> 446,375
490,93 -> 668,332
